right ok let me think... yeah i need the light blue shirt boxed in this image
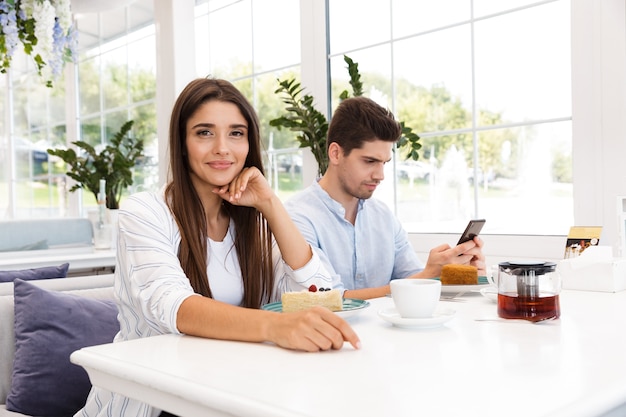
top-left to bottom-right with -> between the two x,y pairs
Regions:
285,181 -> 424,291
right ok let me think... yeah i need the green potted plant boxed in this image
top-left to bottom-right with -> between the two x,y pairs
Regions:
47,120 -> 144,209
270,55 -> 422,176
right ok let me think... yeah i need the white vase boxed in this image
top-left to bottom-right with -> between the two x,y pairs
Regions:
86,208 -> 118,250
87,209 -> 110,250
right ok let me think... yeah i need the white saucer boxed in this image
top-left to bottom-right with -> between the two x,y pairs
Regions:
479,286 -> 498,303
377,308 -> 456,329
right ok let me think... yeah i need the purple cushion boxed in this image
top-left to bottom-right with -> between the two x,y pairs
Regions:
6,279 -> 119,416
0,263 -> 70,283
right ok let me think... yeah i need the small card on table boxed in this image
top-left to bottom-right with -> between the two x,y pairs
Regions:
564,226 -> 602,259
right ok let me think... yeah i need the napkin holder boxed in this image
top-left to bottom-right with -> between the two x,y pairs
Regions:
558,246 -> 626,293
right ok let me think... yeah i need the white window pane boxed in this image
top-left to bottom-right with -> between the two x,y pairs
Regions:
79,57 -> 101,116
392,0 -> 471,38
396,122 -> 573,235
328,0 -> 391,54
477,122 -> 573,235
474,0 -> 543,18
474,1 -> 571,123
394,26 -> 473,131
330,47 -> 392,110
102,46 -> 129,110
252,0 -> 300,71
202,0 -> 253,78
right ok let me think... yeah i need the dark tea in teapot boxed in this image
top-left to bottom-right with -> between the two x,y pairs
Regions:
497,261 -> 560,322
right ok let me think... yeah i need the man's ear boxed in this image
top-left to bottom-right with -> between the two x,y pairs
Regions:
327,142 -> 342,162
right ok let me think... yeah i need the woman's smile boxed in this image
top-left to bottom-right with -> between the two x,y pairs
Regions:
207,160 -> 234,170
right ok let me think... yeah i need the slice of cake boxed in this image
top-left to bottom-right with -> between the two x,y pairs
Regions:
440,264 -> 478,285
281,285 -> 343,313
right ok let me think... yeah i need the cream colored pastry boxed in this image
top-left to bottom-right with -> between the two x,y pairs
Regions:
281,288 -> 343,312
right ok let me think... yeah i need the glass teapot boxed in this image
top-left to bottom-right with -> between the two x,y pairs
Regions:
497,261 -> 560,322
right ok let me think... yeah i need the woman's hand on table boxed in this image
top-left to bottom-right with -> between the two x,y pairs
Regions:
265,306 -> 361,352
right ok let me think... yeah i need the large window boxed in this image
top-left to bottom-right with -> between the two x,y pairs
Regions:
0,53 -> 70,218
328,0 -> 572,236
71,1 -> 157,215
0,0 -> 157,219
1,0 -> 600,242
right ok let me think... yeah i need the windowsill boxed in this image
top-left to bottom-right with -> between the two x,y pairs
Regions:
407,232 -> 569,267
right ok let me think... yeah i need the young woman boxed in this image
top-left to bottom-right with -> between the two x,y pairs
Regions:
76,78 -> 359,417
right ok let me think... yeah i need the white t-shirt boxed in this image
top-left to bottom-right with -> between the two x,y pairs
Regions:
207,225 -> 243,306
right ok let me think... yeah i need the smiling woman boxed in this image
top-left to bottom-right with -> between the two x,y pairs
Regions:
74,77 -> 359,416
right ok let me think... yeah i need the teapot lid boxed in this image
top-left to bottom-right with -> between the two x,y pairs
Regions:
498,261 -> 557,276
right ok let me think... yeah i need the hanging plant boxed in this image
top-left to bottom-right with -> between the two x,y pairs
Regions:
0,0 -> 77,87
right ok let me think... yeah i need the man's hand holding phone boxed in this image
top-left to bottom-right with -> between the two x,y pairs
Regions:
454,219 -> 486,275
412,219 -> 487,279
457,219 -> 486,245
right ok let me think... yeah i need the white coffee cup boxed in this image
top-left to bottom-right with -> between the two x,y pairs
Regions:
390,279 -> 442,318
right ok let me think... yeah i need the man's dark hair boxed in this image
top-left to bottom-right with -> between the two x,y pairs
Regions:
327,96 -> 402,155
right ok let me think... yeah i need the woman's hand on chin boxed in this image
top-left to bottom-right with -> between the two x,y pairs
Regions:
213,167 -> 274,209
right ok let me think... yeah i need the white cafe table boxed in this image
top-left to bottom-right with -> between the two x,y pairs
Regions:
71,289 -> 626,417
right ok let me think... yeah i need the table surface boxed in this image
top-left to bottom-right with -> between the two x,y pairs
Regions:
71,288 -> 626,417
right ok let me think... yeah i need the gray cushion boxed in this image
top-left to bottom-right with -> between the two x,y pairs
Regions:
6,279 -> 119,416
0,275 -> 115,405
0,263 -> 69,283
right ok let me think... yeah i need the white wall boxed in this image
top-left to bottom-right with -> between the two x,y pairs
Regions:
153,0 -> 197,187
571,0 -> 626,255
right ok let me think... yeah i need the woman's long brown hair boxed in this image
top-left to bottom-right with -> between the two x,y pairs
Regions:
164,78 -> 274,308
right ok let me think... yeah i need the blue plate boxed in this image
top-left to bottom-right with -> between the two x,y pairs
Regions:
433,276 -> 490,293
432,276 -> 489,285
262,298 -> 370,319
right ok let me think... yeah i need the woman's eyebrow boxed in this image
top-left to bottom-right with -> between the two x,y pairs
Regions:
189,122 -> 248,129
190,122 -> 215,129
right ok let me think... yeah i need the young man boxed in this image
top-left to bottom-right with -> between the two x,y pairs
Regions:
285,96 -> 485,300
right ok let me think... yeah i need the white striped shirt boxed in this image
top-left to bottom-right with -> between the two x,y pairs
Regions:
75,190 -> 336,417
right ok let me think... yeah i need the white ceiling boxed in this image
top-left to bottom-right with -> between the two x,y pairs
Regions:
73,0 -> 154,50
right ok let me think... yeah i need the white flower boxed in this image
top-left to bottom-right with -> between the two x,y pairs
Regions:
0,0 -> 77,86
33,1 -> 55,59
0,1 -> 20,67
52,0 -> 71,31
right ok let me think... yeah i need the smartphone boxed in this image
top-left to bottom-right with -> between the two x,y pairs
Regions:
457,219 -> 486,245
